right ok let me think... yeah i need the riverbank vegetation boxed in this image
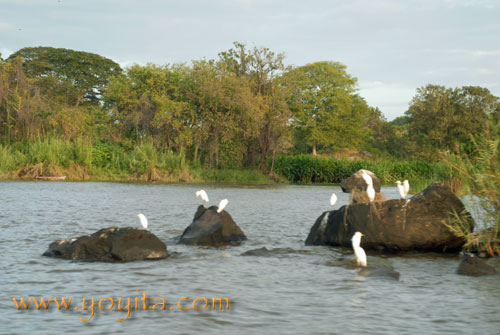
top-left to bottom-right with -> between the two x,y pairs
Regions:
0,44 -> 499,187
442,120 -> 500,256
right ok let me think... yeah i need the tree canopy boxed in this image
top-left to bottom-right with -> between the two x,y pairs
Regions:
8,46 -> 122,106
2,44 -> 499,169
285,61 -> 370,155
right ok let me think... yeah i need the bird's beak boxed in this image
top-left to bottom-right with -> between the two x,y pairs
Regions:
136,214 -> 139,216
360,233 -> 365,236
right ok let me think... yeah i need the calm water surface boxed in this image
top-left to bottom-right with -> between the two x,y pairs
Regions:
1,182 -> 499,334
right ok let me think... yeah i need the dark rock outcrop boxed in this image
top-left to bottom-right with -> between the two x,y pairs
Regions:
306,182 -> 474,252
457,255 -> 498,276
43,227 -> 167,262
340,169 -> 381,193
179,205 -> 247,246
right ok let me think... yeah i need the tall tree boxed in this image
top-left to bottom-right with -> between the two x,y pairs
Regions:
8,47 -> 122,106
406,84 -> 500,158
218,42 -> 292,171
284,61 -> 370,155
105,64 -> 191,152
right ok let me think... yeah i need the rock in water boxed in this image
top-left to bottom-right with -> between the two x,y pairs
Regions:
179,205 -> 247,246
305,182 -> 474,252
457,255 -> 498,276
340,169 -> 382,193
43,227 -> 167,262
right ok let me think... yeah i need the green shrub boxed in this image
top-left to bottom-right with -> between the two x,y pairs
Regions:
272,154 -> 453,185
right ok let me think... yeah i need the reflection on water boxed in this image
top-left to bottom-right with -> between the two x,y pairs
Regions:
1,181 -> 499,334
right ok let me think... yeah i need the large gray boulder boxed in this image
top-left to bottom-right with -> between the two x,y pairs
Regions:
340,169 -> 382,193
179,205 -> 247,246
305,182 -> 474,252
43,227 -> 167,262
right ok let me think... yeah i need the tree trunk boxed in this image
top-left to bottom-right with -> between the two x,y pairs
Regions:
312,143 -> 317,156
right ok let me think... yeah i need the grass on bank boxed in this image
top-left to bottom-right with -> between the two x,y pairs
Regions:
0,138 -> 457,190
441,130 -> 500,256
272,154 -> 456,193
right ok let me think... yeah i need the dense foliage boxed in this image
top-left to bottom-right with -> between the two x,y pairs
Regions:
273,154 -> 452,185
1,43 -> 499,182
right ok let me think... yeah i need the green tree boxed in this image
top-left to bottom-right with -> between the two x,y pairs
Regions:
285,61 -> 370,155
105,64 -> 191,152
406,84 -> 500,159
218,42 -> 292,171
8,46 -> 122,106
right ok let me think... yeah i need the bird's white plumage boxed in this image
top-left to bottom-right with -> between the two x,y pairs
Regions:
136,213 -> 148,229
366,184 -> 375,202
351,232 -> 367,267
361,172 -> 373,186
396,180 -> 406,199
217,198 -> 229,213
403,180 -> 410,196
396,180 -> 410,199
196,190 -> 209,202
330,193 -> 337,206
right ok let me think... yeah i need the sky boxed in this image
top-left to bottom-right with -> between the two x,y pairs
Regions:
1,0 -> 499,120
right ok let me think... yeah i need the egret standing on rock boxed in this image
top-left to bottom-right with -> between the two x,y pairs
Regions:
351,232 -> 367,267
217,199 -> 229,213
362,172 -> 375,202
330,193 -> 337,206
361,172 -> 373,187
396,180 -> 410,199
136,213 -> 148,229
366,184 -> 375,202
196,190 -> 209,202
403,180 -> 410,197
396,181 -> 405,199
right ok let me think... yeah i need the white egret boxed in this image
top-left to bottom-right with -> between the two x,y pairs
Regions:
396,180 -> 410,199
136,213 -> 148,229
361,172 -> 373,186
217,199 -> 229,213
366,184 -> 375,202
196,189 -> 209,202
330,193 -> 337,206
396,181 -> 405,199
403,180 -> 410,196
351,232 -> 367,267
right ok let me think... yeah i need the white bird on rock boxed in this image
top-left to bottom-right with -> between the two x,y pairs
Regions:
362,172 -> 375,202
196,189 -> 209,202
403,180 -> 410,197
330,193 -> 337,206
361,172 -> 373,187
136,213 -> 148,229
366,184 -> 375,202
217,199 -> 229,213
396,180 -> 410,199
351,232 -> 367,267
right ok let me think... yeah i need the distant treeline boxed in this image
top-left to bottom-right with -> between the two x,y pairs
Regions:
1,43 -> 499,176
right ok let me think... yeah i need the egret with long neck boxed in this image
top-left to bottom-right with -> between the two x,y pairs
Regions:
351,232 -> 367,267
136,213 -> 148,229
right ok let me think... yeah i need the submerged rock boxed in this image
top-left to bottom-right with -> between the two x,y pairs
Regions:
43,227 -> 167,262
357,266 -> 400,280
179,205 -> 247,246
326,256 -> 400,280
340,169 -> 381,193
457,255 -> 498,276
306,182 -> 474,252
241,247 -> 311,256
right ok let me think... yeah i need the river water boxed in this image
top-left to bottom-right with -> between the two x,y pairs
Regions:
1,181 -> 499,334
